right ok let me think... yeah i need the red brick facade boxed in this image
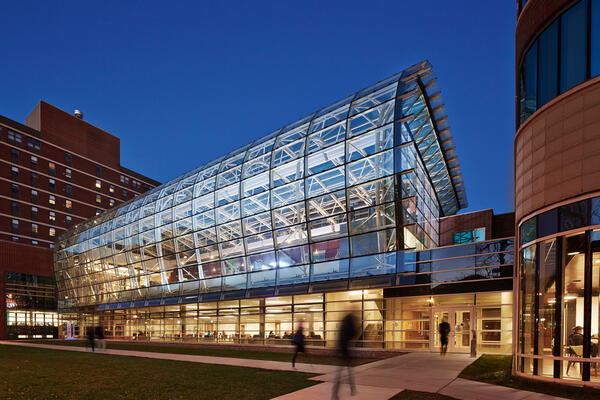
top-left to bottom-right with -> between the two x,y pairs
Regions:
0,101 -> 159,339
438,209 -> 515,247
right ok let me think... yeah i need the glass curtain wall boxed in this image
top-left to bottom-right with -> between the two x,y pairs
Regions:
64,290 -> 385,347
61,289 -> 511,352
517,196 -> 600,383
518,0 -> 600,125
53,61 -> 466,312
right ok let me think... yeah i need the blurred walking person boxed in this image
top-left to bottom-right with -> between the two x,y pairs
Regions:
95,326 -> 106,352
291,324 -> 305,369
332,311 -> 357,399
439,317 -> 450,356
86,327 -> 95,352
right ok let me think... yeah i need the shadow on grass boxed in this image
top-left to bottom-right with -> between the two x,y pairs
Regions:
459,355 -> 600,400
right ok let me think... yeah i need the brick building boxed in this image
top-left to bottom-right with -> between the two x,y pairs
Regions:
0,101 -> 158,339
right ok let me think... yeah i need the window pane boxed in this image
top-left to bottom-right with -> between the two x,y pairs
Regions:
591,0 -> 600,76
520,217 -> 537,245
537,208 -> 558,238
350,229 -> 396,257
347,176 -> 394,210
309,214 -> 348,242
310,259 -> 349,282
559,200 -> 588,231
306,143 -> 345,176
242,172 -> 270,197
305,167 -> 345,198
271,181 -> 304,208
591,197 -> 600,225
520,43 -> 537,124
349,252 -> 396,278
277,265 -> 310,286
347,124 -> 393,162
347,149 -> 394,186
560,1 -> 588,93
242,191 -> 270,217
538,239 -> 558,377
561,233 -> 586,379
591,230 -> 600,372
272,202 -> 306,229
311,238 -> 349,262
520,244 -> 536,374
538,20 -> 559,106
277,245 -> 310,267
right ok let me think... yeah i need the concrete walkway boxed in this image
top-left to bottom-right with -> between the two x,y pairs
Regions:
1,341 -> 569,400
274,353 -> 569,400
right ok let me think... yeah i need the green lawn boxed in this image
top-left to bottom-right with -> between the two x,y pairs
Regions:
459,355 -> 600,400
389,390 -> 457,399
24,339 -> 382,366
0,344 -> 318,400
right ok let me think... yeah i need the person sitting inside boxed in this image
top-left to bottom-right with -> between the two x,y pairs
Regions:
568,326 -> 584,346
566,326 -> 585,375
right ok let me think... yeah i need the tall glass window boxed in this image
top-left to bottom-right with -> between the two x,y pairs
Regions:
538,21 -> 559,106
521,244 -> 536,373
560,1 -> 588,93
520,44 -> 537,124
518,0 -> 600,125
538,238 -> 558,377
592,230 -> 600,383
561,232 -> 586,379
592,0 -> 600,76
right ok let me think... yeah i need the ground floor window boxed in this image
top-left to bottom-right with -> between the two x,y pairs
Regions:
6,310 -> 58,339
59,290 -> 512,353
517,226 -> 600,383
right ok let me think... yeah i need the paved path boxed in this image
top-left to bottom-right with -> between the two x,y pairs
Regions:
0,340 -> 336,374
273,352 -> 569,400
1,341 -> 569,400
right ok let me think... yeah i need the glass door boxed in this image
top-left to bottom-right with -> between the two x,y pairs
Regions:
431,307 -> 474,353
453,310 -> 472,352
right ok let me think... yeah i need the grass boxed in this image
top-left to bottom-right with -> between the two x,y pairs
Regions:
0,344 -> 318,400
459,355 -> 600,400
389,390 -> 457,399
24,339 -> 380,366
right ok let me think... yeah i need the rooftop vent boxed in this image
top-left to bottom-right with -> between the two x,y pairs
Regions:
73,110 -> 83,119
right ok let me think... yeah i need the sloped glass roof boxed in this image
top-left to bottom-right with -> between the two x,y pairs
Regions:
59,60 -> 466,244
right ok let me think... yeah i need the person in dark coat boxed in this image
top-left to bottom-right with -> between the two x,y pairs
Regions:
95,326 -> 106,351
332,312 -> 357,399
291,325 -> 305,368
86,327 -> 95,352
568,326 -> 584,346
439,318 -> 450,356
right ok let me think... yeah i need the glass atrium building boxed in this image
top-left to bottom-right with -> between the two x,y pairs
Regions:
53,61 -> 513,352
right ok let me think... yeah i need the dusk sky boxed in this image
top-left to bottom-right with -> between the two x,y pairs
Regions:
1,1 -> 516,214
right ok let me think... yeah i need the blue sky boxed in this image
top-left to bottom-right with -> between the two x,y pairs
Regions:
1,0 -> 516,214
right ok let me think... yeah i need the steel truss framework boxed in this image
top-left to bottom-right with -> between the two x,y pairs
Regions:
54,61 -> 467,311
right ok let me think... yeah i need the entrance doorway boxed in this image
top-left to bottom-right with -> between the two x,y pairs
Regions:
431,307 -> 474,353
